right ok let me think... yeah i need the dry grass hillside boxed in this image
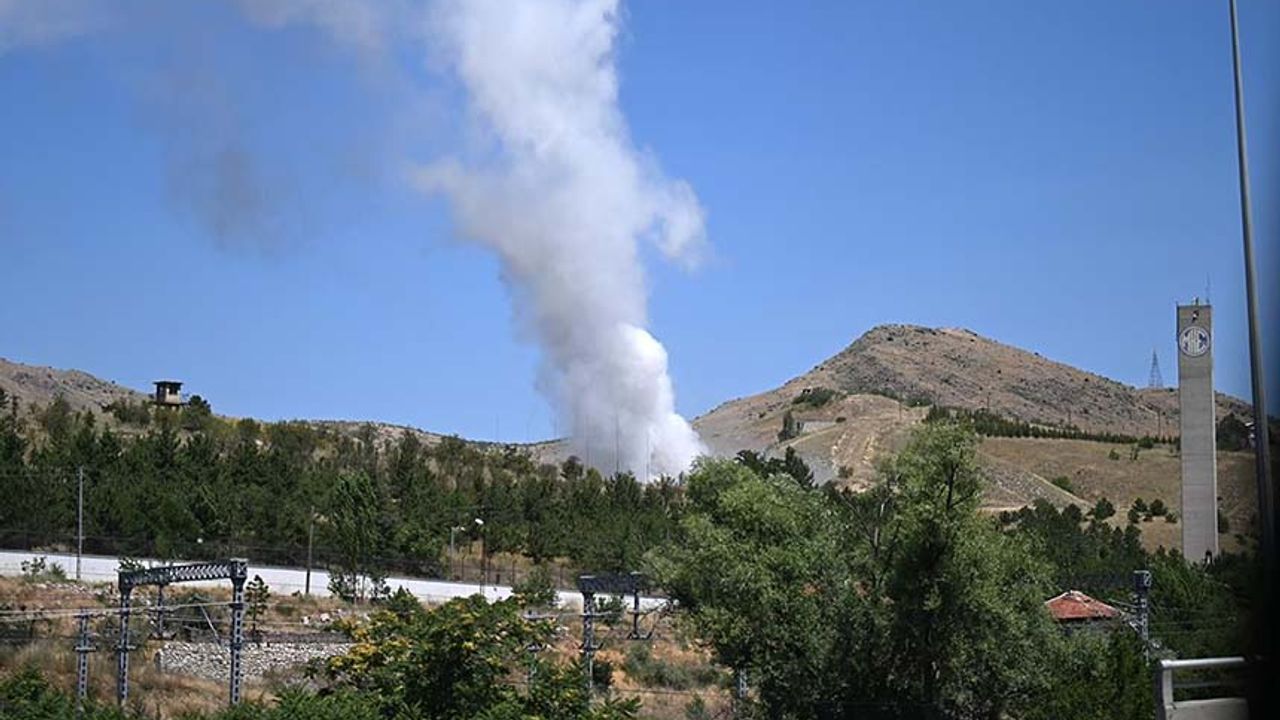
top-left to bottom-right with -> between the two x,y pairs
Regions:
980,437 -> 1258,553
0,358 -> 146,415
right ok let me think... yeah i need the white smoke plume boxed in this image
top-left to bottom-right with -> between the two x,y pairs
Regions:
416,0 -> 707,478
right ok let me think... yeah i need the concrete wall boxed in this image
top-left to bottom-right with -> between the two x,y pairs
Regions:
1177,304 -> 1217,561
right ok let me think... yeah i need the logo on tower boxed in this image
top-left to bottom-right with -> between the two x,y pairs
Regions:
1179,326 -> 1210,357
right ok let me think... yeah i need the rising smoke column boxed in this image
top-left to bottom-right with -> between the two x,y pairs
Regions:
417,0 -> 706,477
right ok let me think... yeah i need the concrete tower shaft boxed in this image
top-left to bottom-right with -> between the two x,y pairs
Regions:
1177,303 -> 1218,561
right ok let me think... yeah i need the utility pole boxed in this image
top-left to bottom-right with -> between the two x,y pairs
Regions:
1133,569 -> 1152,660
581,589 -> 597,695
76,466 -> 84,582
304,506 -> 315,597
1228,1 -> 1276,712
75,611 -> 95,717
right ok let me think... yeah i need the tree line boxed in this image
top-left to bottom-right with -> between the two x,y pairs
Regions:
0,391 -> 682,598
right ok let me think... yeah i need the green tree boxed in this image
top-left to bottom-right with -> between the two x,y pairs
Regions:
655,423 -> 1060,718
322,595 -> 638,720
325,471 -> 391,602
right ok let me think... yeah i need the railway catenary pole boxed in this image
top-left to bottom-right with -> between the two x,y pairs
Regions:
76,466 -> 84,582
75,611 -> 94,717
116,587 -> 132,705
1226,1 -> 1275,714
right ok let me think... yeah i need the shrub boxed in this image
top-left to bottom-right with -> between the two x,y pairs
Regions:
1165,512 -> 1178,524
1218,509 -> 1231,534
19,557 -> 66,582
1108,449 -> 1121,461
1149,499 -> 1167,517
623,643 -> 721,691
1050,476 -> 1075,494
792,387 -> 840,408
1091,498 -> 1115,521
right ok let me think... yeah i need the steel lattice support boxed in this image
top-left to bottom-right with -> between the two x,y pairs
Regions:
116,589 -> 132,706
115,558 -> 250,707
75,612 -> 94,717
581,590 -> 596,694
1134,569 -> 1152,659
228,560 -> 248,705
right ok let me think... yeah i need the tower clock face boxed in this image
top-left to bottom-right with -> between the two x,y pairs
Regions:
1180,325 -> 1210,357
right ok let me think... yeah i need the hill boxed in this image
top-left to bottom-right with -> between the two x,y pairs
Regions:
692,324 -> 1261,550
3,324 -> 1265,552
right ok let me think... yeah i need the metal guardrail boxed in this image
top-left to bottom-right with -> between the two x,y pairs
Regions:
1155,657 -> 1249,720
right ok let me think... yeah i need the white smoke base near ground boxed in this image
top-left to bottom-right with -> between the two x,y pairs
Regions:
415,0 -> 707,478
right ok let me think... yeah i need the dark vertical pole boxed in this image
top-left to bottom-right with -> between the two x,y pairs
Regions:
75,612 -> 91,716
1228,2 -> 1276,713
154,585 -> 166,672
631,590 -> 641,639
582,590 -> 596,695
305,507 -> 314,597
116,588 -> 131,706
76,467 -> 83,582
228,559 -> 248,705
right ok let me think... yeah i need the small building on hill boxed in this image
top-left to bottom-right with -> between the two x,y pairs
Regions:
153,380 -> 183,407
1045,590 -> 1120,629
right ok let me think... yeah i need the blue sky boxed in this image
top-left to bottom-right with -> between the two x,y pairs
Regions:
2,0 -> 1277,440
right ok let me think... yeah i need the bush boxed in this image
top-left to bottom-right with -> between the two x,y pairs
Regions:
1149,499 -> 1167,517
1166,512 -> 1178,524
792,387 -> 840,408
1218,509 -> 1231,534
19,557 -> 66,582
623,643 -> 721,691
1108,449 -> 1121,461
1137,436 -> 1155,449
513,565 -> 558,608
1091,498 -> 1115,522
1050,476 -> 1075,494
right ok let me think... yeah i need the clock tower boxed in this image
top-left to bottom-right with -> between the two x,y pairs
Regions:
1177,301 -> 1217,561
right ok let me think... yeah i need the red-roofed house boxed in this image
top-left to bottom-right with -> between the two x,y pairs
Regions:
1045,590 -> 1121,626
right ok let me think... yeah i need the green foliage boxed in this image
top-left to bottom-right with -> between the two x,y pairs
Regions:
511,564 -> 557,609
776,410 -> 800,442
0,665 -> 132,720
1148,498 -> 1167,517
1050,475 -> 1075,494
1108,448 -> 1121,461
325,471 -> 391,603
1091,497 -> 1115,521
923,405 -> 1148,444
320,595 -> 637,719
0,412 -> 683,584
1216,414 -> 1251,451
656,422 -> 1060,718
245,575 -> 270,636
19,557 -> 66,582
1024,631 -> 1152,720
106,399 -> 151,426
621,643 -> 720,690
1218,508 -> 1231,534
734,447 -> 814,489
791,386 -> 840,408
181,395 -> 214,432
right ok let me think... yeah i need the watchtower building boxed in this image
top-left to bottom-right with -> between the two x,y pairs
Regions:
1177,301 -> 1217,562
153,380 -> 183,407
